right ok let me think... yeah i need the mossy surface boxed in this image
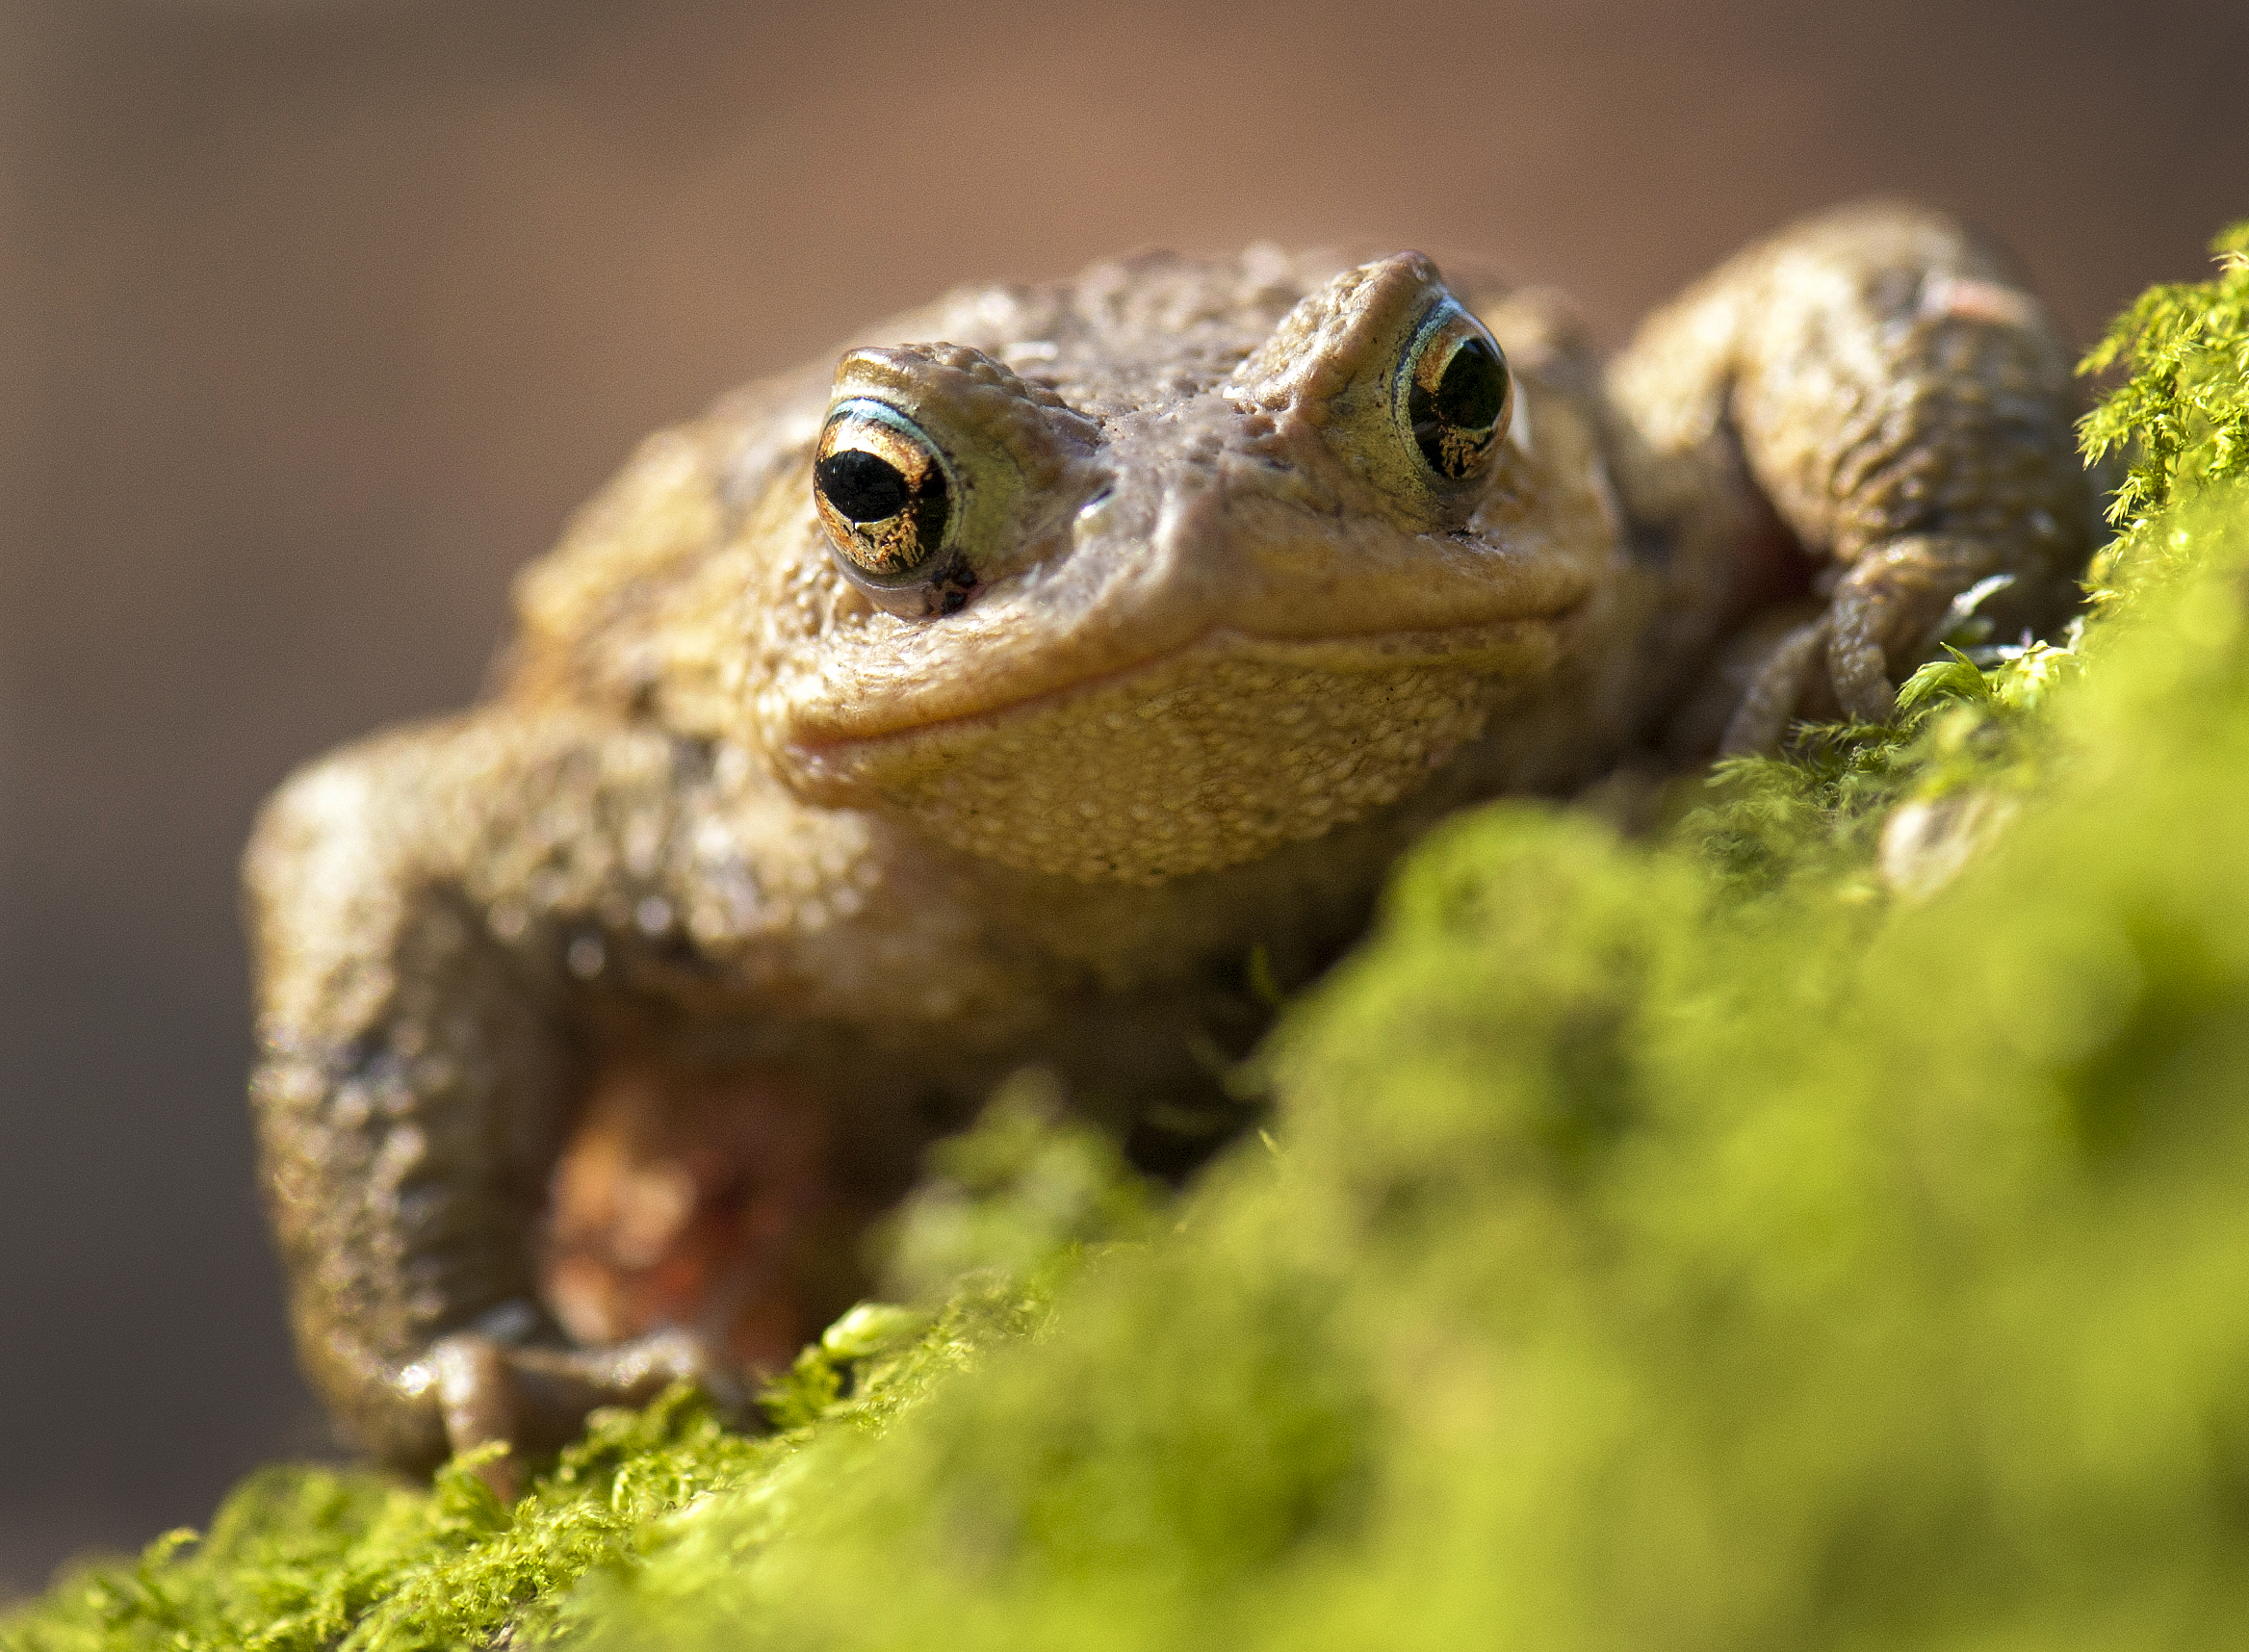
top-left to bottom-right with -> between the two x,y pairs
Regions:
9,226 -> 2249,1652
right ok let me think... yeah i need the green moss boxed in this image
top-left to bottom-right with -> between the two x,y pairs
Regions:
0,1104 -> 1125,1652
13,232 -> 2249,1651
2081,221 -> 2249,552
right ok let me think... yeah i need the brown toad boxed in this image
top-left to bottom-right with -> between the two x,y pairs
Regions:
246,201 -> 2093,1481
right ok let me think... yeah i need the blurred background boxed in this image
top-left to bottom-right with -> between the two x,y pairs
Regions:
1,0 -> 2242,1596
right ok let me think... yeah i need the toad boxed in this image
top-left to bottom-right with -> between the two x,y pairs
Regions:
246,201 -> 2093,1480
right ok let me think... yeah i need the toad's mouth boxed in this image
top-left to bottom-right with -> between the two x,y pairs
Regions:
771,613 -> 1575,884
769,609 -> 1573,828
784,614 -> 1568,760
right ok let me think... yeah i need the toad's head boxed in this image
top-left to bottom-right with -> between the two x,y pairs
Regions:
744,248 -> 1616,883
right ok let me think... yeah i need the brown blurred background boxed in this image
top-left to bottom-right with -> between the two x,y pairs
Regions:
1,0 -> 2242,1596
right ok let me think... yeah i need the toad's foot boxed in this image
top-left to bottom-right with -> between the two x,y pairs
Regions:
421,1323 -> 739,1500
1722,531 -> 2003,752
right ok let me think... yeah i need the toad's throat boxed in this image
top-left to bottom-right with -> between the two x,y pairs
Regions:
774,620 -> 1564,886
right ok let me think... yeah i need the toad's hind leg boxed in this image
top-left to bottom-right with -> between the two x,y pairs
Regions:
1605,200 -> 2098,753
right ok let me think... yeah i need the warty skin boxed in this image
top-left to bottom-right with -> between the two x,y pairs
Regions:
245,201 -> 2093,1482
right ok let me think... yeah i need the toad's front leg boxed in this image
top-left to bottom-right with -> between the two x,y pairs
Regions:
246,711 -> 758,1487
1607,200 -> 2097,752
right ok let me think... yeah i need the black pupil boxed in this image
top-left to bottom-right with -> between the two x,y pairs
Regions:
815,449 -> 910,522
1434,337 -> 1506,430
1409,331 -> 1507,479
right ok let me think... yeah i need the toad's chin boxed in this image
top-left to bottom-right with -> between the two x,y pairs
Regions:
768,621 -> 1562,885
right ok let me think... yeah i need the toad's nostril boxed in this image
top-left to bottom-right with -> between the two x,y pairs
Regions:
1073,486 -> 1122,539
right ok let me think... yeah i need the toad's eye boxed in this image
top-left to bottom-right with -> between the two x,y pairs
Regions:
814,400 -> 958,586
1398,301 -> 1511,483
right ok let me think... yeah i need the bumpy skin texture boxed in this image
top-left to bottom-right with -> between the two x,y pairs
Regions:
246,202 -> 2093,1479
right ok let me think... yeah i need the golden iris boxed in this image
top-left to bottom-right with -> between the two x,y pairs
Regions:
1399,302 -> 1511,483
813,400 -> 954,580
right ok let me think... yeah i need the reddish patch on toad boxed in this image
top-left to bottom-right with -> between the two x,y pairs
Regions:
537,1059 -> 873,1376
1920,273 -> 2039,329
